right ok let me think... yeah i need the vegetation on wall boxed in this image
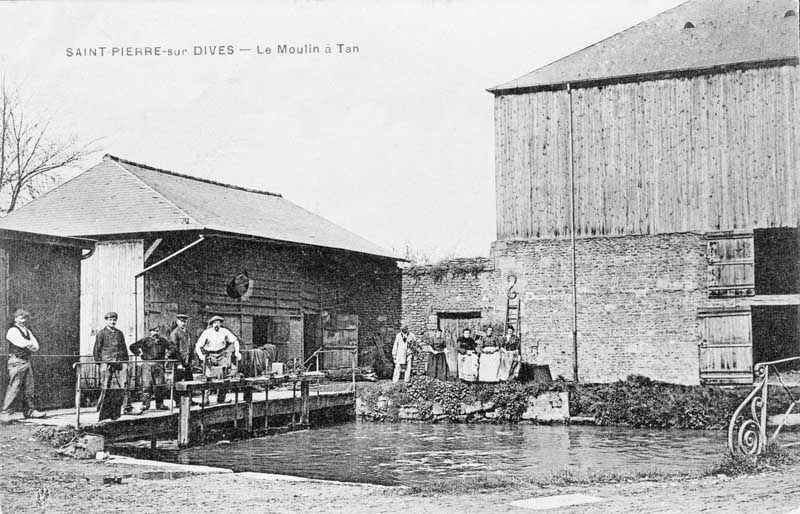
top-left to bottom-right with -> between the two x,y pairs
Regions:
568,375 -> 791,430
358,374 -> 793,430
404,258 -> 489,283
359,376 -> 567,423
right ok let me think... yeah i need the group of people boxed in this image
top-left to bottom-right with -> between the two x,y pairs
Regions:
1,308 -> 244,423
391,325 -> 521,383
93,311 -> 243,420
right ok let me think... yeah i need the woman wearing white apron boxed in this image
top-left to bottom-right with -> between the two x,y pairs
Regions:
456,328 -> 479,382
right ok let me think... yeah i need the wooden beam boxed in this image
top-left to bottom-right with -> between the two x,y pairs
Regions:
144,238 -> 163,263
744,295 -> 800,306
90,391 -> 354,444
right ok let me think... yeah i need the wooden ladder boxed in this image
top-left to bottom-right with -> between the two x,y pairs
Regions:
506,294 -> 521,333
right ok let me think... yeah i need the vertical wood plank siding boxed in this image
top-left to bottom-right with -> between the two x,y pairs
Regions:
80,240 -> 144,355
495,66 -> 800,239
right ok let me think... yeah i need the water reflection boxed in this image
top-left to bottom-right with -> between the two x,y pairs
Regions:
150,422 -> 771,486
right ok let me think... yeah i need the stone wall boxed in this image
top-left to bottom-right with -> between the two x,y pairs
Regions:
402,233 -> 712,385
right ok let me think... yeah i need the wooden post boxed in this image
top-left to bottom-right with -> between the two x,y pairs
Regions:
178,394 -> 192,448
291,381 -> 297,427
300,380 -> 310,426
74,365 -> 82,429
244,388 -> 253,435
264,383 -> 269,431
233,386 -> 239,429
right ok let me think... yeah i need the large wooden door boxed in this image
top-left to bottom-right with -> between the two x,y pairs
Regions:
3,241 -> 83,409
699,309 -> 753,384
438,312 -> 482,377
321,313 -> 358,369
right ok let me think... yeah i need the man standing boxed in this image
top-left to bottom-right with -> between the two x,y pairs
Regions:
195,315 -> 241,404
170,314 -> 194,382
130,326 -> 175,411
0,309 -> 46,423
93,312 -> 139,420
391,326 -> 416,383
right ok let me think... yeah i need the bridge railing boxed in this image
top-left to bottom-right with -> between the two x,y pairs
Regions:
727,356 -> 800,455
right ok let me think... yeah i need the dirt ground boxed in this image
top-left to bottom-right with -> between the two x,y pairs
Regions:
3,423 -> 800,514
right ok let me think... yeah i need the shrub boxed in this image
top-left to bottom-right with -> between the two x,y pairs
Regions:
708,443 -> 796,476
568,375 -> 793,430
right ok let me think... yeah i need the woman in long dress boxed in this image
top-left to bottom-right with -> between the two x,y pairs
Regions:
457,328 -> 479,382
426,329 -> 448,381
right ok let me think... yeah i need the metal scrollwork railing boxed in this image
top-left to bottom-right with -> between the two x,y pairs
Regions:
728,357 -> 800,455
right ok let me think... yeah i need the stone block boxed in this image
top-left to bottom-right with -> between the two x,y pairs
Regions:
57,434 -> 105,459
398,406 -> 422,421
521,391 -> 569,422
461,401 -> 484,415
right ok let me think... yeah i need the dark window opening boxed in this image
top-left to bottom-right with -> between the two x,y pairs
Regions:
754,228 -> 800,295
683,21 -> 695,29
785,10 -> 797,17
752,306 -> 800,370
252,315 -> 272,347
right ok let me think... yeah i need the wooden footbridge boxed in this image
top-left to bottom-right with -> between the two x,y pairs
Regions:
25,373 -> 356,448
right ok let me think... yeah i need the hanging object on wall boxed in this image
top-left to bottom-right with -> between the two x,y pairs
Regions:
226,269 -> 254,300
506,274 -> 521,335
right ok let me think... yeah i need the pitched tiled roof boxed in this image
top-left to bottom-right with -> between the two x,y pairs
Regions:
490,0 -> 800,93
0,155 -> 397,259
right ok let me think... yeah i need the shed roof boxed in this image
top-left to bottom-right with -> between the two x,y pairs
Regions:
0,155 -> 397,259
490,0 -> 800,93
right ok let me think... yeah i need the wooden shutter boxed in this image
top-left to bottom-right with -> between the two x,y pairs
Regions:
698,309 -> 753,384
706,232 -> 755,298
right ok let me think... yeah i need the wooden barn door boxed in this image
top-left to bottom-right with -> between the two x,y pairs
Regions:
321,313 -> 358,369
438,312 -> 482,378
698,309 -> 753,384
4,242 -> 82,409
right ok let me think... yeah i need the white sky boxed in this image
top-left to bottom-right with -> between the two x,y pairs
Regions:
0,0 -> 684,260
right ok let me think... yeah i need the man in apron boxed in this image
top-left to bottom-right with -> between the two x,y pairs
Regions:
195,315 -> 241,404
391,326 -> 416,383
130,326 -> 175,411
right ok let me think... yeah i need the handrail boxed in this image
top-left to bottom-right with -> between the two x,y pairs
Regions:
727,357 -> 800,455
73,357 -> 180,428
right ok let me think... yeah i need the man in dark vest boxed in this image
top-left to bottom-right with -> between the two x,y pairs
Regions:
130,326 -> 176,411
0,309 -> 46,423
170,314 -> 193,381
170,314 -> 201,406
93,312 -> 139,420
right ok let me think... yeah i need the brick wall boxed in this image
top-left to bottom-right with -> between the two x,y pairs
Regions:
403,233 -> 710,385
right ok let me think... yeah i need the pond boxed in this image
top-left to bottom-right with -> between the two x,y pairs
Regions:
139,421 -> 771,486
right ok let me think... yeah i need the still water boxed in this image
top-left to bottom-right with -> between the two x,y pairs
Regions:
154,422 -> 741,486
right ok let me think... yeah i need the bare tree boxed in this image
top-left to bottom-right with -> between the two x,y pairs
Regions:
0,80 -> 95,213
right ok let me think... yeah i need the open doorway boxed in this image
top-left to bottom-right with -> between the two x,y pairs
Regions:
752,306 -> 800,370
752,228 -> 800,370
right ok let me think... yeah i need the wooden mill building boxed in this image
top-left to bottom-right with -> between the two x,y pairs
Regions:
490,0 -> 800,384
403,0 -> 800,385
0,155 -> 401,367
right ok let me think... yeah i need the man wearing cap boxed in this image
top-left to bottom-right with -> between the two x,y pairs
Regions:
130,326 -> 176,411
0,309 -> 46,423
195,315 -> 241,404
93,312 -> 138,420
170,314 -> 194,382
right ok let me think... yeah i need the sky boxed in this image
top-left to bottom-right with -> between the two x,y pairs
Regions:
0,0 -> 685,260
